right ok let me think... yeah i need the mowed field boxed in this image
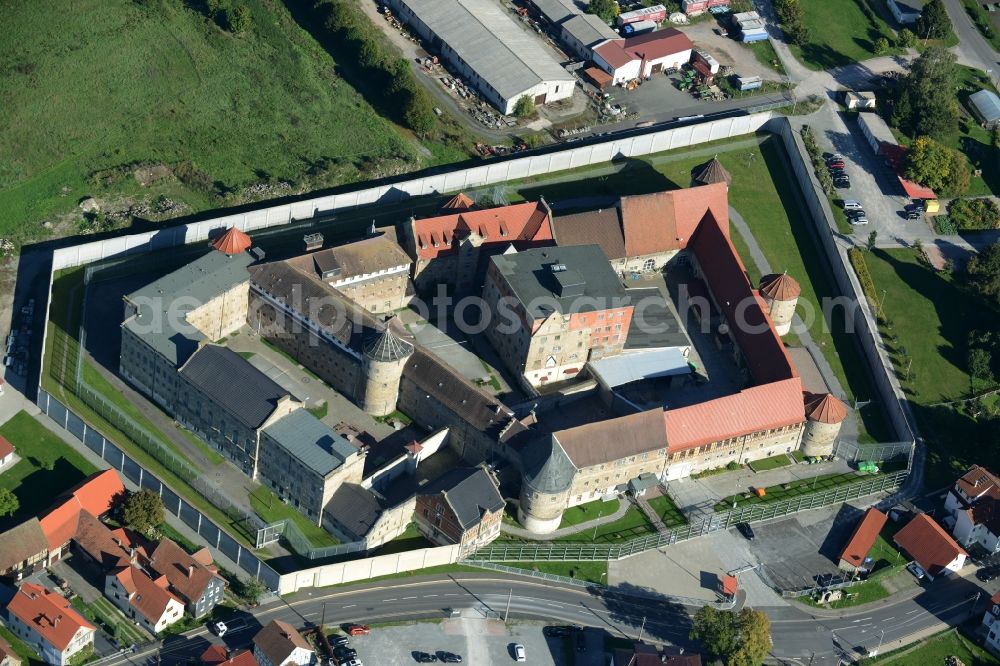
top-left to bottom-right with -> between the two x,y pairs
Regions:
0,0 -> 426,241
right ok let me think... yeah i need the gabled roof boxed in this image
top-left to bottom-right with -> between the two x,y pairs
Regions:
74,510 -> 131,569
420,468 -> 504,530
39,470 -> 125,550
595,28 -> 694,72
112,566 -> 181,624
411,201 -> 552,260
839,508 -> 888,567
894,514 -> 967,577
263,409 -> 356,478
6,583 -> 95,651
759,273 -> 801,301
554,408 -> 667,469
211,227 -> 252,255
619,182 -> 730,257
441,192 -> 476,211
0,519 -> 49,573
147,539 -> 220,605
253,620 -> 313,666
0,434 -> 13,459
201,646 -> 259,666
286,235 -> 411,282
324,483 -> 382,539
804,393 -> 848,424
551,208 -> 628,260
954,465 -> 1000,501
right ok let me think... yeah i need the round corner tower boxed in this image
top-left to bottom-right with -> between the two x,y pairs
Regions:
759,273 -> 800,337
801,392 -> 848,457
518,438 -> 575,535
360,317 -> 414,417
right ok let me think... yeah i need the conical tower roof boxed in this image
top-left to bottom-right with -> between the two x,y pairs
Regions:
804,392 -> 848,424
693,157 -> 733,186
364,318 -> 414,362
441,192 -> 475,211
523,437 -> 574,494
211,227 -> 252,255
759,273 -> 801,301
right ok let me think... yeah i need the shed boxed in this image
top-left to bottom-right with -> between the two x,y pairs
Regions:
583,66 -> 614,89
969,89 -> 1000,129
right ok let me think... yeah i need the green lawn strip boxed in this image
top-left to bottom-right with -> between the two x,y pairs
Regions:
374,523 -> 433,555
555,505 -> 654,543
863,248 -> 1000,486
505,560 -> 608,585
802,578 -> 890,609
0,411 -> 98,530
0,625 -> 42,665
714,472 -> 871,511
749,453 -> 793,471
963,0 -> 1000,51
558,498 -> 621,529
0,0 -> 434,243
645,495 -> 687,527
866,627 -> 1000,664
157,522 -> 200,554
71,596 -> 146,645
175,424 -> 225,466
789,0 -> 901,71
249,485 -> 339,548
306,402 -> 329,420
742,40 -> 786,75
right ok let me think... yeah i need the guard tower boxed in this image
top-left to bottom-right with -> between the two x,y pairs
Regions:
360,316 -> 414,417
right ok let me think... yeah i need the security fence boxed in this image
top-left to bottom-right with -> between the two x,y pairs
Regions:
280,521 -> 368,560
832,439 -> 913,466
36,388 -> 282,591
469,470 -> 907,562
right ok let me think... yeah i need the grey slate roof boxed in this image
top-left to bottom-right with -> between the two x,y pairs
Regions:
123,249 -> 253,367
970,90 -> 1000,124
364,324 -> 415,362
324,484 -> 382,540
624,288 -> 689,350
522,436 -> 576,494
561,13 -> 619,48
491,245 -> 629,318
263,409 -> 355,477
179,344 -> 289,430
420,468 -> 504,530
398,0 -> 574,102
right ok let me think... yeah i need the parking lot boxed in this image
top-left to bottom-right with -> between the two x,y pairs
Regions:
329,619 -> 604,666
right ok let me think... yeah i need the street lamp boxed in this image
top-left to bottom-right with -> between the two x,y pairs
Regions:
870,629 -> 885,657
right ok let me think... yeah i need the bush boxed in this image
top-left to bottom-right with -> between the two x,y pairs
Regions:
874,37 -> 890,55
947,197 -> 1000,230
933,215 -> 958,234
849,248 -> 880,316
513,96 -> 535,119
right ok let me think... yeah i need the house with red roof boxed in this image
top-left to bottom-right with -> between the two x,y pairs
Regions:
982,590 -> 1000,654
838,508 -> 888,572
5,583 -> 95,666
38,469 -> 125,564
593,29 -> 694,85
105,565 -> 185,634
201,645 -> 259,666
944,465 -> 1000,554
401,198 -> 554,294
894,514 -> 967,579
0,435 -> 14,472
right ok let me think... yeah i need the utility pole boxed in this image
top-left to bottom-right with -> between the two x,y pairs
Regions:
504,588 -> 512,623
320,602 -> 327,630
872,629 -> 885,657
637,615 -> 647,643
592,508 -> 604,540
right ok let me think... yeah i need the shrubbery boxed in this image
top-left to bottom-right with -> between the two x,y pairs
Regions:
947,197 -> 1000,230
849,248 -> 880,317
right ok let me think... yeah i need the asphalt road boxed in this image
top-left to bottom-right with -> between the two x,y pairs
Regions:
93,571 -> 992,666
944,0 -> 1000,79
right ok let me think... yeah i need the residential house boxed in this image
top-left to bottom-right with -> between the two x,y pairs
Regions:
5,583 -> 95,666
894,514 -> 968,579
0,435 -> 14,472
415,467 -> 505,547
146,539 -> 226,618
201,645 -> 259,666
838,508 -> 888,572
252,620 -> 315,666
886,0 -> 924,24
982,590 -> 1000,654
611,642 -> 702,665
0,636 -> 21,666
105,566 -> 185,634
945,465 -> 1000,553
38,469 -> 125,564
0,519 -> 49,580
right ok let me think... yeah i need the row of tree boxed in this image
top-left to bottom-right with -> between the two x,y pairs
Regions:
773,0 -> 809,46
312,0 -> 437,134
690,606 -> 772,666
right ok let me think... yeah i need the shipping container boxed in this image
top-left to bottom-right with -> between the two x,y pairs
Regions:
740,28 -> 769,42
618,4 -> 667,25
693,48 -> 719,74
736,75 -> 762,90
622,19 -> 657,35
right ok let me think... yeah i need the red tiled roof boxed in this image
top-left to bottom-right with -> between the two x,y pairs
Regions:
804,392 -> 848,424
411,201 -> 552,260
894,514 -> 967,577
759,273 -> 801,301
619,182 -> 730,256
954,465 -> 1000,501
202,646 -> 259,666
0,434 -> 13,459
690,213 -> 797,385
113,566 -> 182,624
212,227 -> 253,255
721,575 -> 738,596
839,508 -> 888,568
6,583 -> 95,651
39,470 -> 125,550
663,377 -> 805,452
595,29 -> 694,72
74,511 -> 131,569
594,40 -> 633,69
147,539 -> 220,605
441,193 -> 475,211
880,144 -> 937,199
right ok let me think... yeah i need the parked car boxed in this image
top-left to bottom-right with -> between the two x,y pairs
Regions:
906,210 -> 921,220
850,217 -> 870,225
332,636 -> 351,648
346,624 -> 370,636
827,161 -> 846,169
513,643 -> 526,662
212,621 -> 228,637
544,626 -> 573,637
977,566 -> 999,582
437,652 -> 463,663
842,200 -> 863,210
334,647 -> 358,661
414,652 -> 438,663
847,209 -> 867,219
911,199 -> 926,212
907,562 -> 927,581
736,522 -> 756,540
834,180 -> 851,189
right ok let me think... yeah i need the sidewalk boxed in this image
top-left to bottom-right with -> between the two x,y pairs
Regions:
500,499 -> 630,540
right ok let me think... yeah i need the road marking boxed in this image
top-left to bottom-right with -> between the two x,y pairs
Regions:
383,598 -> 397,602
343,604 -> 355,608
402,596 -> 417,600
906,609 -> 921,615
425,594 -> 438,598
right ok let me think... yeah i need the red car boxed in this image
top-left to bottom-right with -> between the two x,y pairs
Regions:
346,624 -> 370,636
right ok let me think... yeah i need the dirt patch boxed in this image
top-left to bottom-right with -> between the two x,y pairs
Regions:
133,164 -> 172,187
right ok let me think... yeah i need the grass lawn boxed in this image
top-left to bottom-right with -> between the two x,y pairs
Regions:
646,495 -> 687,527
72,595 -> 148,645
963,0 -> 1000,51
863,248 -> 1000,488
714,471 -> 873,510
742,40 -> 786,75
516,136 -> 891,441
0,0 -> 454,244
750,453 -> 793,471
507,560 -> 608,585
558,498 -> 621,529
0,411 -> 98,531
306,402 -> 329,420
556,505 -> 654,543
176,424 -> 225,466
157,522 -> 200,555
867,628 -> 1000,664
374,523 -> 434,556
0,625 -> 42,665
249,485 -> 339,548
790,0 -> 900,71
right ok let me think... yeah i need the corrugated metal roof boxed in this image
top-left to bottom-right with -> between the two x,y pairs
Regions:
562,13 -> 620,48
970,89 -> 1000,123
399,0 -> 574,101
589,347 -> 690,388
263,409 -> 356,477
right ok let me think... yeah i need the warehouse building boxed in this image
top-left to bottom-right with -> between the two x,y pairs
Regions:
593,28 -> 694,84
386,0 -> 576,114
528,0 -> 621,60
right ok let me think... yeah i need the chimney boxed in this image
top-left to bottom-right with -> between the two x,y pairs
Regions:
129,547 -> 137,565
187,564 -> 195,578
53,615 -> 62,627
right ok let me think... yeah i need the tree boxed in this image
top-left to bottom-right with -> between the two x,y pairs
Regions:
122,489 -> 165,535
874,37 -> 890,55
917,0 -> 952,40
899,28 -> 917,48
513,96 -> 535,119
690,607 -> 772,666
866,229 -> 878,252
238,577 -> 266,606
889,46 -> 957,140
969,347 -> 994,391
0,488 -> 18,517
586,0 -> 619,23
904,136 -> 970,196
967,241 -> 1000,303
228,5 -> 252,33
774,0 -> 809,44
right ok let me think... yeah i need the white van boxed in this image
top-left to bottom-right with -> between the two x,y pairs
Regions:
842,200 -> 862,210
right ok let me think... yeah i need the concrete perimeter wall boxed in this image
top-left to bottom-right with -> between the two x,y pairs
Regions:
766,118 -> 919,451
277,544 -> 462,595
50,113 -> 773,270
